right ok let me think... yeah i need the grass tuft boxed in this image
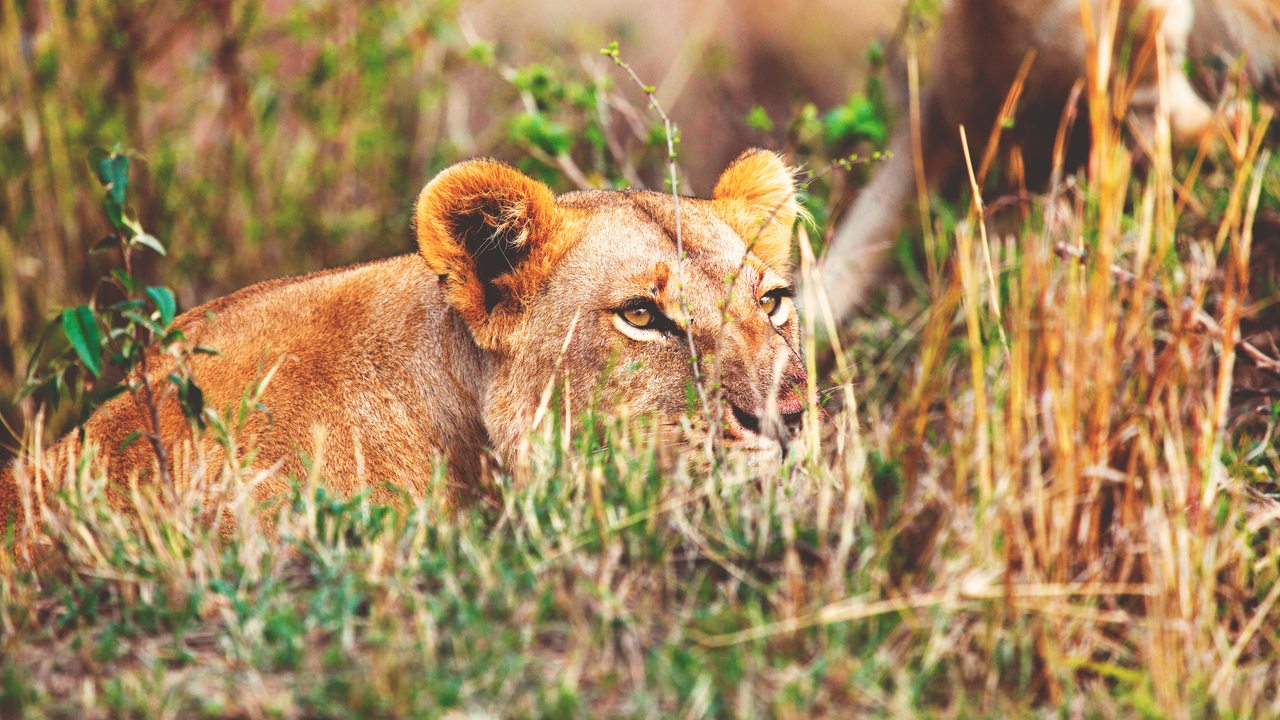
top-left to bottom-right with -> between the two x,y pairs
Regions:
3,2 -> 1280,717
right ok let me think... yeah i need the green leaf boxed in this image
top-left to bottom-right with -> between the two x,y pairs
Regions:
111,269 -> 135,294
88,147 -> 109,176
90,235 -> 117,254
131,233 -> 166,256
103,195 -> 125,231
123,310 -> 164,335
171,376 -> 206,427
509,112 -> 571,157
465,41 -> 496,67
108,299 -> 144,315
50,373 -> 64,409
823,93 -> 888,146
146,286 -> 177,327
94,150 -> 129,206
866,39 -> 885,66
746,105 -> 774,133
61,306 -> 102,378
159,328 -> 186,346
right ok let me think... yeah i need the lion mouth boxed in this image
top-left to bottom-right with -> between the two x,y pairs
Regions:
729,404 -> 762,435
727,401 -> 804,442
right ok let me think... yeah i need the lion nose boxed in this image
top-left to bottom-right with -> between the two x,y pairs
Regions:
775,392 -> 805,431
742,391 -> 806,436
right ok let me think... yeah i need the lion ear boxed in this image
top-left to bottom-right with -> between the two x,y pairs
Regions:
415,159 -> 563,345
712,149 -> 803,277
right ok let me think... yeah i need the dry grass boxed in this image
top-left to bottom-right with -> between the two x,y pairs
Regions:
3,1 -> 1280,718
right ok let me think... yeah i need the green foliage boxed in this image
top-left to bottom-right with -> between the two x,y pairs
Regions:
500,48 -> 668,188
59,306 -> 101,380
745,105 -> 775,133
509,111 -> 573,157
16,145 -> 214,485
22,147 -> 202,435
823,92 -> 888,147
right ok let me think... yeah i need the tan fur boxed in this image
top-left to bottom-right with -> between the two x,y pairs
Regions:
817,0 -> 1280,323
712,149 -> 805,278
0,150 -> 807,538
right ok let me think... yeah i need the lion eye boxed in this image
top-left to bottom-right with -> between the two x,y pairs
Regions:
621,306 -> 653,328
614,299 -> 677,338
759,287 -> 794,326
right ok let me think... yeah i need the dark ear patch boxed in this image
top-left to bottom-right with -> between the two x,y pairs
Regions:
414,159 -> 563,347
447,202 -> 533,312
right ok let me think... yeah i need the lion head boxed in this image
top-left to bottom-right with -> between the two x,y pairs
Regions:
414,149 -> 809,465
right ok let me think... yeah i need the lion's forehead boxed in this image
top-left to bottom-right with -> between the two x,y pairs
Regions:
553,191 -> 769,308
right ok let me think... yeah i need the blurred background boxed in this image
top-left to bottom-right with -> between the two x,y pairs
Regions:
0,0 -> 910,462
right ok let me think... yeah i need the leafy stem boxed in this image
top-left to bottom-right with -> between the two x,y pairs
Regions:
601,42 -> 712,443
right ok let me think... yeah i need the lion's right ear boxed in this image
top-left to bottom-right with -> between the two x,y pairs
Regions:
712,149 -> 803,279
414,159 -> 563,347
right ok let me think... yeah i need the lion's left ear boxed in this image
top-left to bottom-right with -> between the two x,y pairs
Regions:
711,149 -> 803,277
414,159 -> 565,348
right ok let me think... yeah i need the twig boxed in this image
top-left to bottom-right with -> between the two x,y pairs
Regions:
589,65 -> 645,188
118,241 -> 174,494
131,340 -> 174,494
602,43 -> 711,427
800,150 -> 894,190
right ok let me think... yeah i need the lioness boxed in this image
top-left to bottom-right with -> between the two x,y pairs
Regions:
818,0 -> 1280,322
1,150 -> 807,530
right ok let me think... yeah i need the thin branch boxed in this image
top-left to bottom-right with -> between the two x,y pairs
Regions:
118,240 -> 174,494
603,43 -> 711,432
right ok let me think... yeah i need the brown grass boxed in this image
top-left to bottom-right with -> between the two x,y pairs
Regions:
2,1 -> 1279,717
